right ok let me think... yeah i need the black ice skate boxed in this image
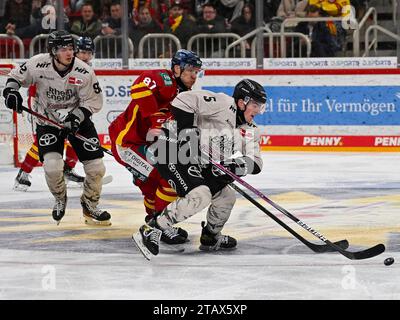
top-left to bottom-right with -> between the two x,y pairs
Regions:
52,196 -> 67,225
81,196 -> 111,226
199,221 -> 237,251
64,164 -> 84,184
146,215 -> 188,245
160,226 -> 188,244
132,224 -> 162,260
13,168 -> 32,192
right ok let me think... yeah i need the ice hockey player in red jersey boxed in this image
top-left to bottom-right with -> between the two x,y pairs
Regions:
108,49 -> 202,245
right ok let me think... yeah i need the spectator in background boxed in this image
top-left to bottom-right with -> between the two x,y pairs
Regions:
129,5 -> 162,57
71,3 -> 102,39
196,3 -> 226,57
131,0 -> 163,25
309,0 -> 351,17
294,0 -> 309,18
197,3 -> 225,33
295,5 -> 340,57
101,2 -> 122,35
231,3 -> 255,56
214,0 -> 244,23
162,1 -> 197,50
308,0 -> 349,52
276,0 -> 296,19
3,0 -> 32,35
263,0 -> 281,22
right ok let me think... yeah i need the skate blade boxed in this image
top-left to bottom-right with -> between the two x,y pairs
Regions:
102,175 -> 113,185
159,243 -> 185,253
83,216 -> 112,226
199,244 -> 237,252
65,180 -> 83,188
132,232 -> 153,260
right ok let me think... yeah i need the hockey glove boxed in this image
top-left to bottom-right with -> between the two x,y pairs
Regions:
62,108 -> 86,135
221,157 -> 249,177
3,87 -> 23,113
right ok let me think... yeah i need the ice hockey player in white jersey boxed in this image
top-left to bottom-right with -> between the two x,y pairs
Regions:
2,30 -> 111,226
133,79 -> 266,259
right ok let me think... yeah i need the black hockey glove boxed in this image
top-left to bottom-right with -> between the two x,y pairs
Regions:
221,157 -> 249,177
3,87 -> 23,113
62,108 -> 87,136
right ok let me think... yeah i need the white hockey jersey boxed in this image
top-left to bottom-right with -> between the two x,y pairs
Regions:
172,90 -> 263,171
8,54 -> 103,127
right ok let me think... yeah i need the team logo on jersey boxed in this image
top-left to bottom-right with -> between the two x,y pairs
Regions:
168,179 -> 177,191
74,67 -> 89,74
39,133 -> 57,146
68,77 -> 83,86
240,128 -> 254,139
83,138 -> 100,152
212,165 -> 226,177
188,165 -> 203,179
47,87 -> 75,101
160,72 -> 172,86
36,62 -> 51,68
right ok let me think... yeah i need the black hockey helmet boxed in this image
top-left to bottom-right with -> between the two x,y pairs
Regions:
233,79 -> 267,105
233,79 -> 267,125
48,30 -> 76,56
76,36 -> 95,53
171,49 -> 202,70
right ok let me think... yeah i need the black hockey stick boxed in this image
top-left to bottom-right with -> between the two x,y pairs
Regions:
229,183 -> 349,253
20,106 -> 148,181
202,146 -> 385,260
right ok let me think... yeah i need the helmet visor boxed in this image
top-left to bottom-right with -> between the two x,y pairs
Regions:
244,97 -> 266,114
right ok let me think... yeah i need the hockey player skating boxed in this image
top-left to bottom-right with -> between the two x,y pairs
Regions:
14,36 -> 97,191
109,49 -> 203,244
133,79 -> 266,259
3,30 -> 111,226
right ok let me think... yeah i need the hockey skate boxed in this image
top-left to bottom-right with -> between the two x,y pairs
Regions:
199,221 -> 237,251
145,215 -> 188,245
13,169 -> 32,192
81,196 -> 112,226
64,164 -> 84,185
52,196 -> 67,225
132,224 -> 162,260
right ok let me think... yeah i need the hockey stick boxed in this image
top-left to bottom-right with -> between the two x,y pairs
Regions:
202,146 -> 385,260
20,106 -> 147,181
229,183 -> 349,253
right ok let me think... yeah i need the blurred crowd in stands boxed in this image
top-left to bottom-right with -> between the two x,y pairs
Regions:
0,0 -> 370,58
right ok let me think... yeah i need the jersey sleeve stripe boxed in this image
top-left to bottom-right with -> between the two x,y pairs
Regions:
161,186 -> 176,193
156,189 -> 178,203
144,199 -> 155,210
27,149 -> 39,160
131,90 -> 152,100
116,104 -> 140,146
131,83 -> 148,90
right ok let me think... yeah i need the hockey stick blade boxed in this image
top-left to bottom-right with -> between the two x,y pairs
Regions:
203,147 -> 384,260
334,242 -> 385,260
230,183 -> 348,253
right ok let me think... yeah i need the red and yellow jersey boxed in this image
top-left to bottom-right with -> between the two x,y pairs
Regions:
109,69 -> 178,149
309,0 -> 350,17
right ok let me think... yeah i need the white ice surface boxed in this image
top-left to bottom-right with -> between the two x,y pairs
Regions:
0,152 -> 399,300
